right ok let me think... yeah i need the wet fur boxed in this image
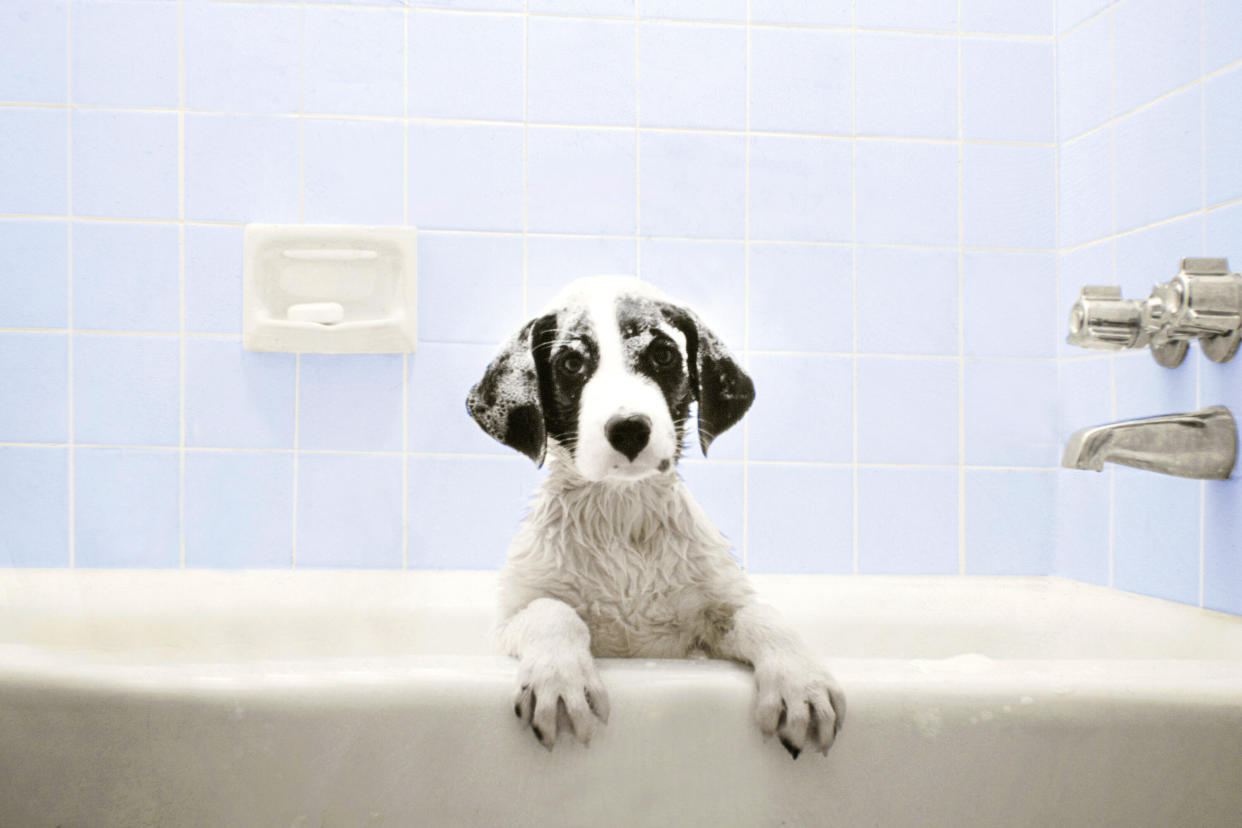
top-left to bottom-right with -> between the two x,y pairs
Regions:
469,276 -> 845,757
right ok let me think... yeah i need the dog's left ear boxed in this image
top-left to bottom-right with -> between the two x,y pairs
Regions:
466,313 -> 557,465
662,305 -> 755,456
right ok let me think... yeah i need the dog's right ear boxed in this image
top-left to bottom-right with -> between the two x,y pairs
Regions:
466,313 -> 557,465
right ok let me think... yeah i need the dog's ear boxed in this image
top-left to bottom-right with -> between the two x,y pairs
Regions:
466,313 -> 557,465
662,305 -> 755,456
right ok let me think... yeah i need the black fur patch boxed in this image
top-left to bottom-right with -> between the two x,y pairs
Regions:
615,296 -> 694,456
659,304 -> 754,455
505,405 -> 545,463
466,314 -> 554,464
534,310 -> 597,459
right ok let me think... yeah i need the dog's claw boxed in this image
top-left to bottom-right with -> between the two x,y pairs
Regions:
513,655 -> 609,751
755,660 -> 845,758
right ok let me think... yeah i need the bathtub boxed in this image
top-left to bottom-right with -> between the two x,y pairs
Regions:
1,571 -> 1240,828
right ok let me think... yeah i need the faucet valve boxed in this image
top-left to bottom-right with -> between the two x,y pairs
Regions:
1066,286 -> 1148,350
1066,258 -> 1242,367
1165,259 -> 1242,363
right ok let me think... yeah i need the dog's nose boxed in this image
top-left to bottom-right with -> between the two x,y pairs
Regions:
605,414 -> 651,462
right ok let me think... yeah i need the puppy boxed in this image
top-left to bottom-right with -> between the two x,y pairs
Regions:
467,275 -> 845,758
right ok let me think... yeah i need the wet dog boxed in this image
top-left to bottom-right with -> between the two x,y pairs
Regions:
467,275 -> 845,757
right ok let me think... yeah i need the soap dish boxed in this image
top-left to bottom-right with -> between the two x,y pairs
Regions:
242,225 -> 417,353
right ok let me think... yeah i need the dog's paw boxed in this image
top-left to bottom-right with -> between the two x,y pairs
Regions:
753,657 -> 846,758
513,653 -> 611,750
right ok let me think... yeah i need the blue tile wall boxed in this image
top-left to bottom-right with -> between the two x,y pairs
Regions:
641,239 -> 746,349
857,468 -> 958,575
962,39 -> 1054,143
962,0 -> 1052,35
0,220 -> 68,329
857,357 -> 958,466
407,11 -> 524,122
308,6 -> 405,118
748,27 -> 851,135
71,0 -> 178,109
1,0 -> 1239,617
747,464 -> 853,573
638,22 -> 747,130
964,359 -> 1059,466
855,246 -> 958,356
1113,88 -> 1203,234
184,226 -> 244,335
0,1 -> 66,104
72,222 -> 180,332
965,470 -> 1055,575
185,451 -> 294,569
1056,11 -> 1111,142
1111,0 -> 1201,116
0,333 -> 68,444
185,114 -> 301,223
747,354 -> 853,463
855,141 -> 958,246
639,132 -> 746,239
1053,0 -> 1242,612
0,107 -> 68,215
526,17 -> 634,126
72,110 -> 179,220
297,454 -> 405,569
526,127 -> 637,235
407,123 -> 524,232
854,32 -> 957,139
748,136 -> 852,243
302,119 -> 405,226
298,355 -> 405,453
74,334 -> 180,447
75,448 -> 180,568
0,447 -> 68,567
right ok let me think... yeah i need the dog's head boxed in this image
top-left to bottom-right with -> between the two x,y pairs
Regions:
467,275 -> 754,481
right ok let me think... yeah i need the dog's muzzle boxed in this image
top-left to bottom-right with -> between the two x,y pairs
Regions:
605,414 -> 651,462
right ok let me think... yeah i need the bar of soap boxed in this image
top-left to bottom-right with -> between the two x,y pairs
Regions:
287,302 -> 345,325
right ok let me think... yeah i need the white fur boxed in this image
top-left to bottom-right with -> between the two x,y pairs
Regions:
493,276 -> 846,755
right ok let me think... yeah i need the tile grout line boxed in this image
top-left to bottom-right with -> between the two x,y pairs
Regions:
65,0 -> 75,568
1055,52 -> 1242,148
0,102 -> 1069,147
956,0 -> 966,576
177,0 -> 187,569
1106,4 -> 1117,590
0,440 -> 1075,471
520,0 -> 529,320
1198,9 -> 1207,607
16,205 -> 1242,249
634,2 -> 641,282
1051,0 -> 1060,581
401,0 -> 411,570
740,0 -> 751,571
849,0 -> 859,575
204,1 -> 1057,40
291,0 -> 307,568
0,328 -> 1075,359
0,213 -> 1083,251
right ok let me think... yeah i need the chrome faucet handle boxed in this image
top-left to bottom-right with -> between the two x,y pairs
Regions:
1067,285 -> 1149,350
1160,258 -> 1242,363
1066,258 -> 1242,367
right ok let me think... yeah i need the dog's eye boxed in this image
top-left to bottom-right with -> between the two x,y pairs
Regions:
648,342 -> 678,369
557,352 -> 586,377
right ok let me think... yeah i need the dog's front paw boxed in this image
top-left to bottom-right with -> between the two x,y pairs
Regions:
753,658 -> 846,758
513,653 -> 611,750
